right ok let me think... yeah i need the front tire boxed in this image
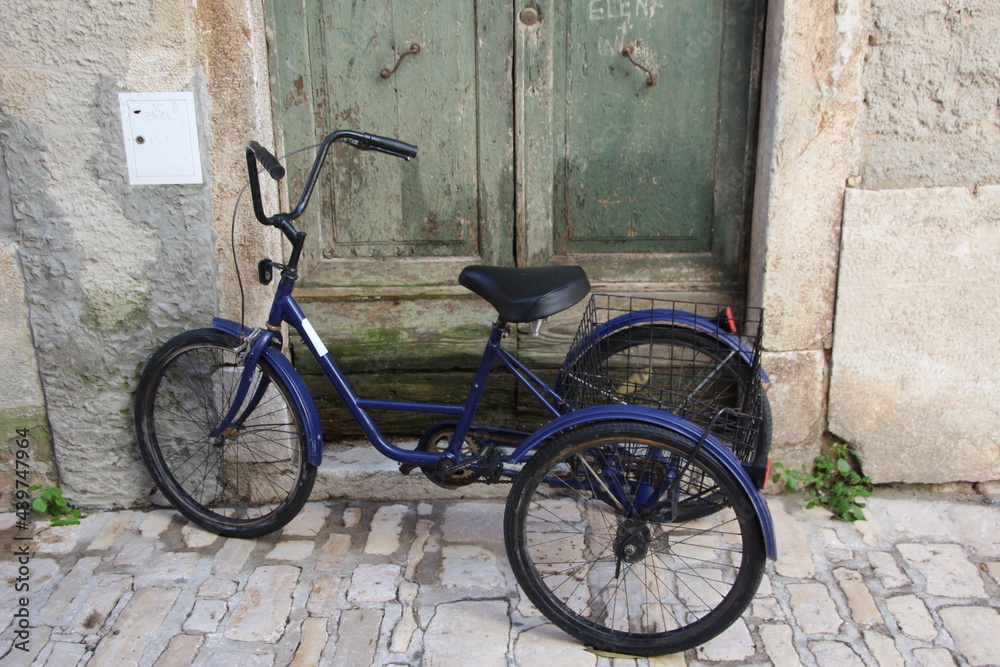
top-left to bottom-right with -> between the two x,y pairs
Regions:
504,421 -> 766,656
134,329 -> 316,538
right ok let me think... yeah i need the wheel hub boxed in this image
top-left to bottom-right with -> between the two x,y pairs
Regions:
613,519 -> 653,564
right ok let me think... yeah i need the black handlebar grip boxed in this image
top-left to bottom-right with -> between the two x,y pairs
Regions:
364,133 -> 418,160
247,141 -> 286,181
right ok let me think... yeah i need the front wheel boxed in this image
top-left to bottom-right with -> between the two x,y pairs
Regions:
504,421 -> 766,656
134,329 -> 316,538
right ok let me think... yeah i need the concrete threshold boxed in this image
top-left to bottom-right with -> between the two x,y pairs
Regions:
313,441 -> 510,501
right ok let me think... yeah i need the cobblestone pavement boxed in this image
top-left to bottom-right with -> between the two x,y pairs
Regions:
1,491 -> 999,666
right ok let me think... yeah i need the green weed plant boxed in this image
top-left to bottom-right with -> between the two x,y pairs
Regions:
28,485 -> 84,526
772,443 -> 873,522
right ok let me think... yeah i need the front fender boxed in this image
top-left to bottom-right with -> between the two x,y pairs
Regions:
509,405 -> 777,560
212,318 -> 324,465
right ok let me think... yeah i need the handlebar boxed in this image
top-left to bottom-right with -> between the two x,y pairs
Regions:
247,141 -> 286,181
244,129 -> 417,281
245,129 -> 417,227
348,132 -> 418,160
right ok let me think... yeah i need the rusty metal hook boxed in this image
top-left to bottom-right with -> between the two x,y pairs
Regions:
621,45 -> 656,86
380,44 -> 421,79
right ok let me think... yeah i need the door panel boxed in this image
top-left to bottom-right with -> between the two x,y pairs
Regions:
320,2 -> 477,260
267,0 -> 513,288
518,0 -> 764,290
560,1 -> 720,256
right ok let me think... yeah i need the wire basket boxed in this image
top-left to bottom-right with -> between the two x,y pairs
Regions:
558,294 -> 766,463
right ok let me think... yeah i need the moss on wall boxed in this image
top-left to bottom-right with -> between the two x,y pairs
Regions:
0,406 -> 55,509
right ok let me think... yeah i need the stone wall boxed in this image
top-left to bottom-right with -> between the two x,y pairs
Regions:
0,0 -> 278,507
0,142 -> 54,507
827,0 -> 1000,484
750,0 -> 869,471
753,0 -> 1000,486
860,0 -> 1000,189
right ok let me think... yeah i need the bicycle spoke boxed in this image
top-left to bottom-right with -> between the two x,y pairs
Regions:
137,334 -> 314,535
507,422 -> 765,655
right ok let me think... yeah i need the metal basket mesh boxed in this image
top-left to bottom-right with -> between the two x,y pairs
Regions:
559,294 -> 765,463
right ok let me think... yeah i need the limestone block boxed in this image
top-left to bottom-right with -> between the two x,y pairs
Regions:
513,624 -> 598,667
182,598 -> 228,634
863,630 -> 904,667
762,350 -> 826,471
943,504 -> 1000,558
830,187 -> 1000,484
885,595 -> 937,642
760,625 -> 803,667
306,576 -> 343,617
69,574 -> 134,635
331,609 -> 383,666
695,619 -> 754,662
808,641 -> 865,666
214,538 -> 257,577
364,504 -> 409,556
389,581 -> 420,653
868,551 -> 911,590
266,540 -> 314,561
767,498 -> 816,579
291,617 -> 330,667
135,552 -> 205,588
225,565 -> 300,643
939,606 -> 1000,667
439,545 -> 505,593
346,563 -> 402,604
750,0 -> 869,352
440,501 -> 505,546
787,582 -> 843,635
282,503 -> 331,537
153,635 -> 204,667
91,587 -> 181,664
315,533 -> 352,573
833,568 -> 882,627
422,600 -> 510,667
896,543 -> 986,599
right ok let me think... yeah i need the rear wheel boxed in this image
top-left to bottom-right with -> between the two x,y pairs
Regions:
504,421 -> 766,656
561,325 -> 771,464
134,329 -> 316,537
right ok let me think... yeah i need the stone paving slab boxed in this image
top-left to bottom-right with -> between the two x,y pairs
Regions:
1,492 -> 998,666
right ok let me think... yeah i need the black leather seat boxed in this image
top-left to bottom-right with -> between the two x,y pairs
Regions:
458,265 -> 591,323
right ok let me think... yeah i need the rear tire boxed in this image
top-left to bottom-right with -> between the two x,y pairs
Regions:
134,329 -> 316,538
504,421 -> 766,656
562,325 -> 771,464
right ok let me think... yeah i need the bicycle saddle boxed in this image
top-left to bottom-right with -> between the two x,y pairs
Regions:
458,265 -> 591,323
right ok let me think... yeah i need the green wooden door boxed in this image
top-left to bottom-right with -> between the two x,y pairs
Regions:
517,0 -> 764,289
264,0 -> 765,433
266,0 -> 513,285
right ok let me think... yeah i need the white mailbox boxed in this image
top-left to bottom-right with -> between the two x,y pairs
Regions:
119,92 -> 203,185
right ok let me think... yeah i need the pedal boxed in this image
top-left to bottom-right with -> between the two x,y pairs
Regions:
479,446 -> 503,485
